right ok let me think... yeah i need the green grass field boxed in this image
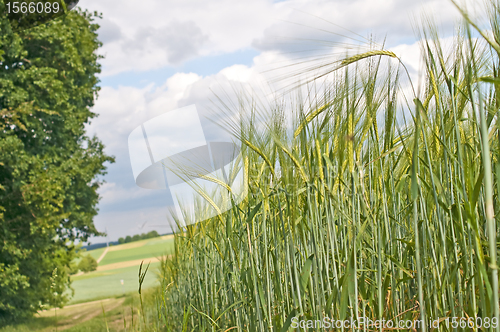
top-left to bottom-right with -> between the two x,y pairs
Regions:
98,239 -> 173,266
69,262 -> 162,304
87,247 -> 106,261
68,235 -> 174,304
0,247 -> 168,332
0,291 -> 159,332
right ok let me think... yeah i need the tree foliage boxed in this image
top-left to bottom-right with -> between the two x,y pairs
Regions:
118,231 -> 160,244
0,3 -> 113,321
77,255 -> 97,273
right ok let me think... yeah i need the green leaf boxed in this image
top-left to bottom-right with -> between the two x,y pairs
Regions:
247,202 -> 262,224
299,254 -> 314,293
325,288 -> 338,315
280,309 -> 297,332
477,76 -> 500,85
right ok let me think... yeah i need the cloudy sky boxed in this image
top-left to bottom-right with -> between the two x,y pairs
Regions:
78,0 -> 476,243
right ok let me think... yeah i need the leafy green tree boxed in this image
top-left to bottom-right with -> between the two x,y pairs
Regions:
77,255 -> 97,273
147,230 -> 159,238
118,237 -> 125,244
125,235 -> 132,243
132,234 -> 141,242
67,262 -> 79,275
0,4 -> 113,322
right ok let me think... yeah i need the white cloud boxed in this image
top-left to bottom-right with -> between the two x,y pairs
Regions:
122,21 -> 209,65
252,0 -> 480,55
84,0 -> 276,76
93,206 -> 175,241
86,64 -> 274,230
87,72 -> 202,151
220,65 -> 255,83
98,182 -> 151,206
81,0 -> 484,77
97,18 -> 122,44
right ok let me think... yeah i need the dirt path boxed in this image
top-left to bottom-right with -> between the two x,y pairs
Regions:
96,257 -> 163,271
96,246 -> 109,264
38,297 -> 126,331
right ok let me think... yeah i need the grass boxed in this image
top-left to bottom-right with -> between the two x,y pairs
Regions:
0,292 -> 160,332
68,262 -> 162,304
136,1 -> 500,331
66,235 -> 173,303
87,247 -> 106,261
98,238 -> 174,266
66,236 -> 174,305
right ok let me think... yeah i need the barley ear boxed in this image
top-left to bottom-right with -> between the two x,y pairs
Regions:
341,50 -> 397,66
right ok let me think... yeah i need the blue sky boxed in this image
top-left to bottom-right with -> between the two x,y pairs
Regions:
79,0 -> 469,243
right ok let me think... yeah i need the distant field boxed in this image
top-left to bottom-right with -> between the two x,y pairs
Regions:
72,247 -> 105,266
69,262 -> 162,303
68,235 -> 174,304
87,247 -> 106,261
98,237 -> 174,266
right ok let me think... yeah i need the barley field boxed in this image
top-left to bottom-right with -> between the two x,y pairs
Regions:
134,1 -> 500,331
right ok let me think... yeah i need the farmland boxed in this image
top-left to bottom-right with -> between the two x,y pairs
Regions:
0,294 -> 157,332
69,235 -> 174,304
0,235 -> 174,331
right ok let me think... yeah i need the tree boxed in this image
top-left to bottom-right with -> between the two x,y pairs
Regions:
147,230 -> 159,238
125,235 -> 132,243
0,5 -> 113,322
118,237 -> 125,244
77,255 -> 97,273
67,262 -> 79,275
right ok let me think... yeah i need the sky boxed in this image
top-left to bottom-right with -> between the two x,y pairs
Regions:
78,0 -> 478,243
